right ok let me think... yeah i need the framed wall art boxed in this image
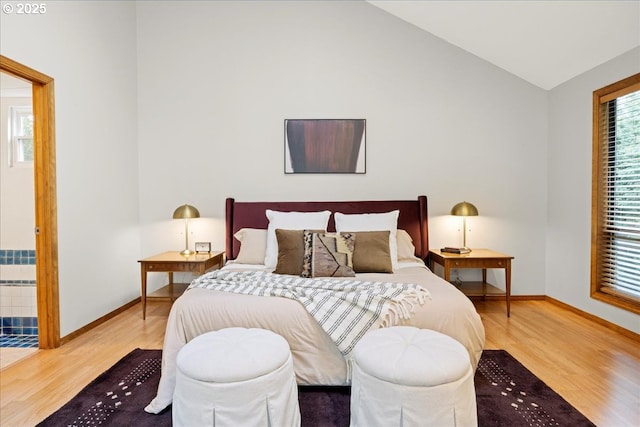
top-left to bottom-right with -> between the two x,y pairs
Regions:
284,119 -> 366,174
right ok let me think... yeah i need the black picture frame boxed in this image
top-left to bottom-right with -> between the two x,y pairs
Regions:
284,119 -> 366,174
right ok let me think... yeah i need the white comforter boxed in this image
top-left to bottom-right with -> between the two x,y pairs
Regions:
145,263 -> 485,414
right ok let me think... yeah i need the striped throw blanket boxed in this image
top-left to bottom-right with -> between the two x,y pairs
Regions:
187,270 -> 430,356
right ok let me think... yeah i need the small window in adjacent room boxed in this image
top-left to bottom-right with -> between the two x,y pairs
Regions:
9,105 -> 34,167
591,72 -> 640,314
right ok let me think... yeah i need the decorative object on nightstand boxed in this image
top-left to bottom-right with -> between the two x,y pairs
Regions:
447,201 -> 478,253
173,204 -> 200,256
195,242 -> 211,254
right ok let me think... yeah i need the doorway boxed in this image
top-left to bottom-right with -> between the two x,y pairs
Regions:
0,55 -> 59,354
0,72 -> 38,367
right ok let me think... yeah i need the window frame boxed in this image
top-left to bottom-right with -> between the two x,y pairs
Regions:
591,72 -> 640,314
8,105 -> 34,167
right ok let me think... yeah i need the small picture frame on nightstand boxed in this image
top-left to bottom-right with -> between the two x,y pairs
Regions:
195,242 -> 211,253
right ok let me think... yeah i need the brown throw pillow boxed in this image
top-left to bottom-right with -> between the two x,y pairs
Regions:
348,230 -> 392,273
301,231 -> 355,278
273,229 -> 306,275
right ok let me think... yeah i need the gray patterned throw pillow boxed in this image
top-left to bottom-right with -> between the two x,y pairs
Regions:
301,231 -> 355,278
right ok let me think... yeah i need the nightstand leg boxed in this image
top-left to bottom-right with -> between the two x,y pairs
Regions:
506,262 -> 511,317
167,272 -> 174,301
482,268 -> 487,301
140,268 -> 147,320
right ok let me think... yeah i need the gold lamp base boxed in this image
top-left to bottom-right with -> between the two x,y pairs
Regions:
180,249 -> 194,256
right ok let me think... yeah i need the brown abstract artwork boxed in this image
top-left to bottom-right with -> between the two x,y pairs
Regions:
285,119 -> 366,173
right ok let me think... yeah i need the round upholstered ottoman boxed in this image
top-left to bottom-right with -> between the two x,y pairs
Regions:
172,327 -> 301,427
350,326 -> 477,427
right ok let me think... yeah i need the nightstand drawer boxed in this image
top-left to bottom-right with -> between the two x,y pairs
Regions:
144,262 -> 197,272
451,259 -> 509,268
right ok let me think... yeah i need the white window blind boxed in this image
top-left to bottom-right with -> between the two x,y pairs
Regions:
592,73 -> 640,312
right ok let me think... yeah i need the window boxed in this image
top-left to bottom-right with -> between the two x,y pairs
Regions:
9,105 -> 34,167
591,73 -> 640,314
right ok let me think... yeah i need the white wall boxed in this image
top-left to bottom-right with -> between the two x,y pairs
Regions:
547,47 -> 640,334
136,1 -> 548,294
0,1 -> 141,336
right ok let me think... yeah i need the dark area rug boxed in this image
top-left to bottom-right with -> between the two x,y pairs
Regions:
38,349 -> 595,426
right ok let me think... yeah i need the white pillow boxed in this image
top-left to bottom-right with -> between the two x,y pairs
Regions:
264,210 -> 331,268
334,210 -> 399,271
233,228 -> 267,264
396,229 -> 422,262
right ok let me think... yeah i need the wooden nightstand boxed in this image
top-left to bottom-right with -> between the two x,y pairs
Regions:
138,251 -> 224,319
429,249 -> 514,317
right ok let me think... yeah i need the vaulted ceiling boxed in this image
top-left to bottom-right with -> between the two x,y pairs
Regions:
2,2 -> 638,92
368,1 -> 640,90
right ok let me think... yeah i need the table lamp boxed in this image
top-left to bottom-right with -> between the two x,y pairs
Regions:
450,201 -> 478,252
173,204 -> 200,256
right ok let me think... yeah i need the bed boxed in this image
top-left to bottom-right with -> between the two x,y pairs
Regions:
145,196 -> 485,414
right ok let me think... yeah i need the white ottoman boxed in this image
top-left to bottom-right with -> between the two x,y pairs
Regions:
350,326 -> 477,427
173,327 -> 301,427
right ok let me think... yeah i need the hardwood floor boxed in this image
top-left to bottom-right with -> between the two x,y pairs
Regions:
1,299 -> 638,426
0,302 -> 171,426
477,300 -> 640,427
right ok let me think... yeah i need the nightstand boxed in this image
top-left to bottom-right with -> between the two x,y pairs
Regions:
138,251 -> 224,319
429,249 -> 514,317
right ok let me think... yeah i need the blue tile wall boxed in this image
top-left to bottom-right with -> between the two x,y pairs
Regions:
0,335 -> 38,347
0,317 -> 38,335
0,249 -> 36,265
1,249 -> 38,342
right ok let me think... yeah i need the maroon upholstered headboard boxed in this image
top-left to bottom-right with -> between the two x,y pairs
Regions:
225,196 -> 429,261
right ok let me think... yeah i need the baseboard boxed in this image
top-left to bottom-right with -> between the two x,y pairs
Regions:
544,296 -> 639,341
60,298 -> 141,345
468,294 -> 545,301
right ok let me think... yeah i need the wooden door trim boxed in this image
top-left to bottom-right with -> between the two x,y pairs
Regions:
1,55 -> 60,349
